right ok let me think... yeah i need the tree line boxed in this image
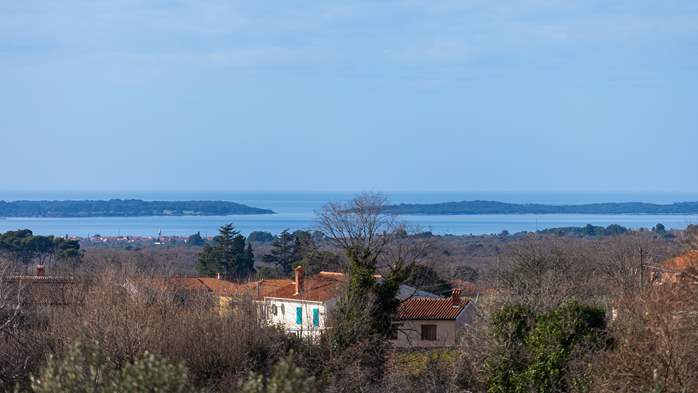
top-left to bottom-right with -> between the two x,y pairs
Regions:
382,200 -> 698,215
0,199 -> 273,217
195,226 -> 342,280
0,229 -> 81,270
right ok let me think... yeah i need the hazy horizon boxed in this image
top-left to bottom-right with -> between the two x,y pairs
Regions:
3,189 -> 698,205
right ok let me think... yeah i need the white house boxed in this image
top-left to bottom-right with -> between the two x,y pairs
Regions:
262,267 -> 343,337
259,266 -> 450,340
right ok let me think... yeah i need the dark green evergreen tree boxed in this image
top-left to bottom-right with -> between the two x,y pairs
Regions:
0,229 -> 82,270
186,232 -> 205,247
238,243 -> 256,278
263,229 -> 301,275
404,264 -> 453,296
298,249 -> 343,275
262,230 -> 335,277
248,231 -> 274,242
196,224 -> 255,280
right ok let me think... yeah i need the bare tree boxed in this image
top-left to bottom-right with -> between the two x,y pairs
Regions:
0,263 -> 21,337
317,193 -> 397,267
594,282 -> 698,392
317,193 -> 434,392
317,193 -> 432,273
0,261 -> 27,387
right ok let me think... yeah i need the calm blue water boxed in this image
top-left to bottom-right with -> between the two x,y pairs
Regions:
1,191 -> 697,237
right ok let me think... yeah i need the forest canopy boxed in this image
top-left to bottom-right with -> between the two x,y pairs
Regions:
0,199 -> 274,217
382,200 -> 698,215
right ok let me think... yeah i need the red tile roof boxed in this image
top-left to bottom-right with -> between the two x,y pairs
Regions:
662,250 -> 698,271
449,280 -> 496,297
5,276 -> 77,306
241,279 -> 293,300
144,277 -> 249,297
265,276 -> 344,302
396,297 -> 469,320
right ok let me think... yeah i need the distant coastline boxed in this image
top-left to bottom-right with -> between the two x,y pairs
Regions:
0,199 -> 275,217
382,200 -> 698,215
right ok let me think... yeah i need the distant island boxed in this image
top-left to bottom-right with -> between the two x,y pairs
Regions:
382,200 -> 698,215
0,199 -> 275,217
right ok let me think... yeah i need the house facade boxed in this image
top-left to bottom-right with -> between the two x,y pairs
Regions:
262,268 -> 342,337
391,289 -> 473,348
258,267 -> 460,342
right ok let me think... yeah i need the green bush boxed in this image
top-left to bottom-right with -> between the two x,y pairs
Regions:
240,354 -> 317,393
109,353 -> 197,393
485,300 -> 606,393
30,343 -> 109,393
30,343 -> 198,393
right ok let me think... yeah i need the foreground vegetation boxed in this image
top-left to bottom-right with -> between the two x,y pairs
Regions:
1,195 -> 697,392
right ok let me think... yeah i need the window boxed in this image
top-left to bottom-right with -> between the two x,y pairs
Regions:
270,304 -> 278,316
421,324 -> 437,341
296,306 -> 303,325
312,308 -> 320,327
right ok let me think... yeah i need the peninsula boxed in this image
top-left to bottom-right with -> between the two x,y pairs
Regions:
0,199 -> 275,217
382,200 -> 698,215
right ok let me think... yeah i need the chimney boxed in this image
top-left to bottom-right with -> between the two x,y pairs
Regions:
451,288 -> 462,306
294,266 -> 304,295
36,265 -> 45,277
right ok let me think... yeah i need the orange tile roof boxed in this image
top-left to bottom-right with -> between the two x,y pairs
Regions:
449,280 -> 495,297
241,279 -> 293,300
5,276 -> 77,306
146,277 -> 248,297
662,250 -> 698,271
396,297 -> 469,320
316,271 -> 382,281
265,275 -> 345,302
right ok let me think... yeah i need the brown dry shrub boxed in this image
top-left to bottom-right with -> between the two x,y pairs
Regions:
43,265 -> 318,392
592,283 -> 698,393
382,349 -> 460,393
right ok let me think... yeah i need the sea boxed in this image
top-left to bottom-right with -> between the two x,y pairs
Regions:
1,191 -> 698,238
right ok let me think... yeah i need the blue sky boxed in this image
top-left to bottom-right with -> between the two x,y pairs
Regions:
1,1 -> 697,192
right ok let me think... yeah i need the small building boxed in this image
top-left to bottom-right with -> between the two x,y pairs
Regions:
391,289 -> 473,348
611,250 -> 698,322
262,267 -> 344,337
646,250 -> 698,287
259,267 -> 441,338
4,265 -> 78,308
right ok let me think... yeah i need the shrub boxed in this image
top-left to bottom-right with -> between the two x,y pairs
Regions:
109,352 -> 197,393
30,342 -> 109,393
484,300 -> 607,393
30,342 -> 198,393
240,354 -> 317,393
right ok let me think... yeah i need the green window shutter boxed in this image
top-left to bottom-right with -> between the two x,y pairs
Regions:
296,306 -> 302,325
312,308 -> 320,327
